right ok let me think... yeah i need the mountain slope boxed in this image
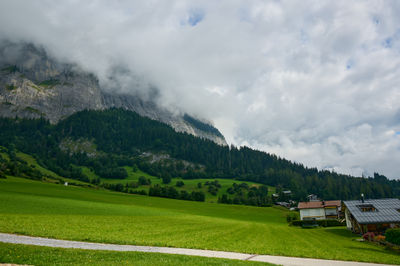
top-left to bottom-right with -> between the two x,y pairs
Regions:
0,42 -> 226,145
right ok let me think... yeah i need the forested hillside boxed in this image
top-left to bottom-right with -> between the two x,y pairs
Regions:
0,108 -> 398,201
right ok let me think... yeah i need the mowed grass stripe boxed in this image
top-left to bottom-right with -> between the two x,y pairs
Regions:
0,177 -> 399,264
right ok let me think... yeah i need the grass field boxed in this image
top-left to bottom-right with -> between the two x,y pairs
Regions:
0,176 -> 399,264
0,242 -> 271,266
84,165 -> 273,202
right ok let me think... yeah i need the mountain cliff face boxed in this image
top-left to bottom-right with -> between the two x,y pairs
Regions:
0,42 -> 226,145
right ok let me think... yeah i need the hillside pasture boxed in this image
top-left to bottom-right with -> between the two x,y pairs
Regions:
89,165 -> 273,202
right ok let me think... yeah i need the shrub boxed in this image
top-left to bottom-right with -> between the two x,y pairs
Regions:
0,169 -> 6,179
321,219 -> 345,227
208,185 -> 218,195
129,190 -> 147,195
127,181 -> 139,188
290,220 -> 304,226
179,190 -> 191,200
290,219 -> 345,227
227,187 -> 235,194
386,228 -> 400,245
138,176 -> 151,185
375,235 -> 386,242
162,175 -> 171,184
191,191 -> 205,202
286,212 -> 299,223
176,181 -> 184,187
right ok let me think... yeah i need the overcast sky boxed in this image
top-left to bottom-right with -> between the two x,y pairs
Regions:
1,0 -> 400,179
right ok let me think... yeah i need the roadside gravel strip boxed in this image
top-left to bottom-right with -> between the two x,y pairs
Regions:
0,233 -> 396,266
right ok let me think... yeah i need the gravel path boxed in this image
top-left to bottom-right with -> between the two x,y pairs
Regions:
0,233 -> 396,266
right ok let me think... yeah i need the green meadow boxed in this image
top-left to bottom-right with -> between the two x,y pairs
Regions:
0,176 -> 399,264
0,242 -> 271,266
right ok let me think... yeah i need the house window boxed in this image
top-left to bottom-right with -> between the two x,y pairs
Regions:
356,204 -> 377,212
325,208 -> 337,216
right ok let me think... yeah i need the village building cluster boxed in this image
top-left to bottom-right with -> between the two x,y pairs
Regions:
295,194 -> 400,234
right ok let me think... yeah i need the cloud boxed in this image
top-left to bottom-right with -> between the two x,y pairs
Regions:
0,0 -> 400,178
186,8 -> 205,26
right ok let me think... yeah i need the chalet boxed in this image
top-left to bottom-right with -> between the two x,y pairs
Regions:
342,198 -> 400,234
298,200 -> 341,220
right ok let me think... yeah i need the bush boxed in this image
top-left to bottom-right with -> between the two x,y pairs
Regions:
138,176 -> 151,185
191,191 -> 205,202
208,185 -> 218,196
129,190 -> 147,195
286,212 -> 299,223
127,181 -> 139,188
176,181 -> 184,187
321,219 -> 345,227
162,175 -> 171,184
375,235 -> 386,242
0,171 -> 6,179
290,220 -> 304,226
290,219 -> 345,227
386,228 -> 400,245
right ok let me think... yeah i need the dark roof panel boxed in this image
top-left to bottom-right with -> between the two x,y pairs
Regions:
343,198 -> 400,224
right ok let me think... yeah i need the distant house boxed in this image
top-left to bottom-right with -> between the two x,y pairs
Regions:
307,194 -> 319,202
342,198 -> 400,234
276,201 -> 290,208
298,200 -> 341,220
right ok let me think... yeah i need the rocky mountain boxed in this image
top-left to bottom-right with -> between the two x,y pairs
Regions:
0,42 -> 226,145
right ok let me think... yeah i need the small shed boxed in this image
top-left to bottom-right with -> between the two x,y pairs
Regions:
342,198 -> 400,234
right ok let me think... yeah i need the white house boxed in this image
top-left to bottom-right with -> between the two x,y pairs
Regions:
298,200 -> 341,220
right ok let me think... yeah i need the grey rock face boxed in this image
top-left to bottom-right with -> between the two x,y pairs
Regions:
0,42 -> 227,145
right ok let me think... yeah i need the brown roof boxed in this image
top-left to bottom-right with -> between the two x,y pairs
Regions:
298,200 -> 341,209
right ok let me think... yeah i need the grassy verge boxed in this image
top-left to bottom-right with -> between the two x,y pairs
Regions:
0,242 -> 271,266
0,177 -> 399,264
